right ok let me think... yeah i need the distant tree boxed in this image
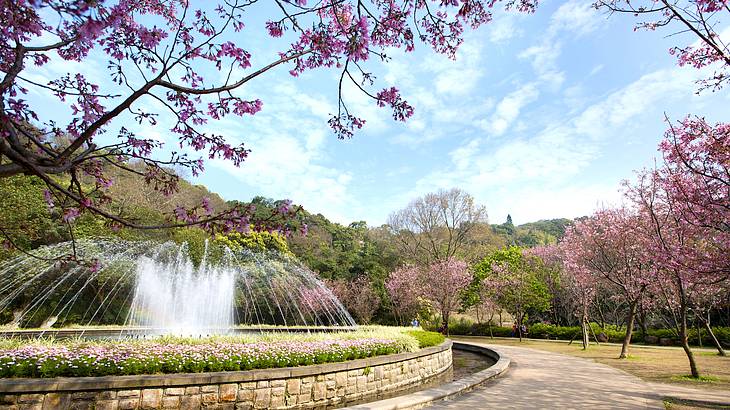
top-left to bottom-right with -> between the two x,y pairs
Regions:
473,246 -> 551,341
419,258 -> 471,334
385,265 -> 422,325
533,244 -> 596,349
214,230 -> 291,255
506,214 -> 514,226
388,188 -> 488,264
327,276 -> 380,325
561,208 -> 652,359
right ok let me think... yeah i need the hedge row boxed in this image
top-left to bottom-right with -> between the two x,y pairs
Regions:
447,320 -> 730,347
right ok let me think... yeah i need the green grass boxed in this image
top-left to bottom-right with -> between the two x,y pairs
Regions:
405,330 -> 446,348
664,398 -> 730,409
698,351 -> 726,357
671,375 -> 721,383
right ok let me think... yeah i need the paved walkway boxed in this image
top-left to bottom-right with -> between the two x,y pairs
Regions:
426,342 -> 730,410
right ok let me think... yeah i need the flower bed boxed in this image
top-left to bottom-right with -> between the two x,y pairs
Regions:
0,338 -> 401,378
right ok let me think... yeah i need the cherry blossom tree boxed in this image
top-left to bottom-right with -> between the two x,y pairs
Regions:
385,264 -> 422,325
419,258 -> 471,334
561,208 -> 653,359
626,117 -> 729,376
0,1 -> 538,254
594,0 -> 730,92
550,239 -> 598,349
327,276 -> 381,324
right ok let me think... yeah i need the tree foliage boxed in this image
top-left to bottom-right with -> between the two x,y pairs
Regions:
472,246 -> 552,339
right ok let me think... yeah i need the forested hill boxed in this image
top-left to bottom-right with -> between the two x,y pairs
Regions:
0,172 -> 575,271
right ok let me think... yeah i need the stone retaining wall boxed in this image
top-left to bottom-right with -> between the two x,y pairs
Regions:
0,341 -> 452,410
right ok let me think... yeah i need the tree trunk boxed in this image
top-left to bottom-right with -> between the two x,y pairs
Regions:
639,309 -> 648,343
487,312 -> 495,339
441,310 -> 450,336
517,314 -> 523,342
696,319 -> 702,348
580,304 -> 589,350
619,301 -> 637,359
703,315 -> 726,357
679,315 -> 700,378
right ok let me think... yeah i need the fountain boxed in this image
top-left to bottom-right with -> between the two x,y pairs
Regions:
0,239 -> 355,336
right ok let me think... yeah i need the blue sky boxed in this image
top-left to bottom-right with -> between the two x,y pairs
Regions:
24,1 -> 730,226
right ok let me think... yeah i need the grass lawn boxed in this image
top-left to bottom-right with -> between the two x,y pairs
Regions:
453,336 -> 730,392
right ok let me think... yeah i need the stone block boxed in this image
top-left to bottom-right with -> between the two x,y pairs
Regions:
69,402 -> 93,410
255,381 -> 269,389
375,367 -> 384,380
219,384 -> 238,402
238,382 -> 255,390
208,404 -> 234,410
140,389 -> 161,409
70,393 -> 96,401
161,397 -> 179,409
17,396 -> 43,405
270,380 -> 286,388
285,394 -> 297,407
270,387 -> 284,398
42,393 -> 70,410
312,382 -> 326,401
94,401 -> 118,410
269,395 -> 284,409
117,399 -> 139,410
335,372 -> 347,388
201,385 -> 218,393
0,395 -> 17,405
116,390 -> 140,399
236,388 -> 253,403
183,387 -> 199,395
201,393 -> 218,405
18,404 -> 43,410
95,391 -> 116,401
163,388 -> 184,397
286,379 -> 300,395
297,393 -> 311,404
253,389 -> 270,409
179,395 -> 201,410
234,403 -> 253,410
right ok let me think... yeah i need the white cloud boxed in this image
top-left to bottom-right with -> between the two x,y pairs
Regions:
488,16 -> 522,43
211,128 -> 356,223
406,63 -> 708,225
483,83 -> 539,135
550,1 -> 603,37
519,0 -> 603,88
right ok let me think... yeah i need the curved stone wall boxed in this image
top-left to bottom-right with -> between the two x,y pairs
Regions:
0,341 -> 452,409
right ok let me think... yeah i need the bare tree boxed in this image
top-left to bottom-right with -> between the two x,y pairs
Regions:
387,188 -> 488,264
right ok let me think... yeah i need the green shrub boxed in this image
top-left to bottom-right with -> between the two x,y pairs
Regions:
406,330 -> 445,348
445,319 -> 729,347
